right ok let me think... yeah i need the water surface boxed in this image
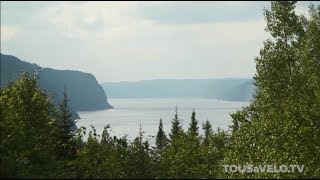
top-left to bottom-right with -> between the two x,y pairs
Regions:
77,98 -> 248,143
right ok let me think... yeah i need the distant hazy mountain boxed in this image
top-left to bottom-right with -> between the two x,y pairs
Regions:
101,79 -> 254,102
1,53 -> 113,115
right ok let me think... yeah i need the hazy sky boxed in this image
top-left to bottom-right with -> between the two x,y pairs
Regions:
1,1 -> 315,83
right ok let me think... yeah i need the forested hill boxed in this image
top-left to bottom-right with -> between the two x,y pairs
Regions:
0,53 -> 113,112
102,78 -> 254,102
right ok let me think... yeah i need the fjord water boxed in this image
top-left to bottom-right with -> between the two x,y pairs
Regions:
77,98 -> 248,143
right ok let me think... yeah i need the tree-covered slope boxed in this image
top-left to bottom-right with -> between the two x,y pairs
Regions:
0,53 -> 113,112
102,78 -> 254,102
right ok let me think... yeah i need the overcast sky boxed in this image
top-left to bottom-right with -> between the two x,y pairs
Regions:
1,1 -> 316,83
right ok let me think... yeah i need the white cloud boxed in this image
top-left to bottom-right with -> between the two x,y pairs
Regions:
41,1 -> 267,43
0,25 -> 17,42
2,1 -> 269,82
138,1 -> 172,6
41,1 -> 143,38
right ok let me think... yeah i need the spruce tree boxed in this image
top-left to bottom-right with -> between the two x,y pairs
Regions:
188,109 -> 199,137
169,106 -> 183,140
202,119 -> 212,145
56,85 -> 76,159
129,123 -> 152,179
156,118 -> 167,152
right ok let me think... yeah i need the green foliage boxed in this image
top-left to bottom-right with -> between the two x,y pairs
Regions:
55,85 -> 77,160
156,118 -> 168,153
188,109 -> 199,137
1,2 -> 319,179
223,1 -> 320,178
202,119 -> 213,145
169,106 -> 183,140
127,125 -> 153,179
0,72 -> 58,178
0,73 -> 228,178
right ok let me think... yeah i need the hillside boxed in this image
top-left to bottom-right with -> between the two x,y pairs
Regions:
1,53 -> 113,114
102,78 -> 254,102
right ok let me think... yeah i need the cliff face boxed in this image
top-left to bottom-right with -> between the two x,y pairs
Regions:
1,53 -> 113,113
38,68 -> 112,111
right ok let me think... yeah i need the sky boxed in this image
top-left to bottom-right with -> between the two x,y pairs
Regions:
1,1 -> 316,83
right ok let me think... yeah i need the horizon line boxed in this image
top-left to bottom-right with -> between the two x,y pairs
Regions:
102,77 -> 254,83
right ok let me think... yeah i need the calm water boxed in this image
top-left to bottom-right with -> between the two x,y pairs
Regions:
77,98 -> 248,143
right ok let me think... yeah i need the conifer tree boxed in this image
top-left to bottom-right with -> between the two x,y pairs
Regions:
169,106 -> 183,140
188,109 -> 199,137
202,120 -> 212,145
156,118 -> 167,152
56,85 -> 76,159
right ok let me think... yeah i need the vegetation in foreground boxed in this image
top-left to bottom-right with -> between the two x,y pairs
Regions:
1,1 -> 319,178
